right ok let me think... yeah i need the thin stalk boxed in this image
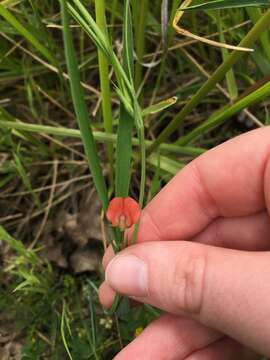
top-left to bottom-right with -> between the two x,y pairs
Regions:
110,0 -> 119,32
0,119 -> 205,156
95,0 -> 114,184
218,11 -> 238,99
247,7 -> 270,61
134,101 -> 146,208
139,126 -> 146,207
147,9 -> 270,153
60,0 -> 108,210
133,0 -> 149,92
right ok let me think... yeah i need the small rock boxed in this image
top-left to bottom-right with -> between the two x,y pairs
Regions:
70,248 -> 100,274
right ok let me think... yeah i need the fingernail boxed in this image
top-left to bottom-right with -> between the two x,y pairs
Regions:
105,255 -> 148,297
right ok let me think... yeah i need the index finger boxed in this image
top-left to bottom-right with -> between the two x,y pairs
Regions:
131,127 -> 270,242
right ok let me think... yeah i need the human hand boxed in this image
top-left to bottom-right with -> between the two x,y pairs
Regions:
99,128 -> 270,359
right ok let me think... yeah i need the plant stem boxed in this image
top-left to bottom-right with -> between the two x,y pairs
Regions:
0,119 -> 205,156
110,0 -> 118,33
133,0 -> 149,93
95,0 -> 114,184
60,0 -> 108,210
247,7 -> 270,62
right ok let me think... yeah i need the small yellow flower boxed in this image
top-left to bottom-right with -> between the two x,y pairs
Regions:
135,326 -> 144,337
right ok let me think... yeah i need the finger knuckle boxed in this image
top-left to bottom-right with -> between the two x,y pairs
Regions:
173,246 -> 207,315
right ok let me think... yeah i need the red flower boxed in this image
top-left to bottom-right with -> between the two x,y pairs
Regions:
106,197 -> 141,231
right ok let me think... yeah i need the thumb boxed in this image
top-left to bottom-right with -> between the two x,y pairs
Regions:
105,241 -> 270,356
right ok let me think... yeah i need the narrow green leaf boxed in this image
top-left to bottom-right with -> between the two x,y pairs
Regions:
95,0 -> 114,183
115,0 -> 134,198
115,110 -> 133,198
181,0 -> 270,11
0,225 -> 26,255
142,96 -> 177,117
247,7 -> 270,62
13,153 -> 42,209
61,302 -> 73,360
60,0 -> 108,210
123,0 -> 134,83
1,0 -> 22,8
0,119 -> 205,156
217,12 -> 238,99
148,154 -> 184,175
134,100 -> 146,208
133,0 -> 149,91
148,152 -> 161,200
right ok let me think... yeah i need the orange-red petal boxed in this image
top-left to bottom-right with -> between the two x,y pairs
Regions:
123,197 -> 141,225
106,197 -> 141,229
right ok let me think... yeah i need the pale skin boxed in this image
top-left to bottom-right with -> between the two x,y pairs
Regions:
99,127 -> 270,359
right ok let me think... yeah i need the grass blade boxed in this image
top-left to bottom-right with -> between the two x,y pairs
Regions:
247,7 -> 270,61
217,12 -> 238,99
61,302 -> 73,360
148,153 -> 184,175
142,96 -> 178,117
0,119 -> 205,156
115,0 -> 134,197
95,0 -> 114,183
181,0 -> 270,11
133,0 -> 149,91
60,0 -> 108,210
13,153 -> 42,210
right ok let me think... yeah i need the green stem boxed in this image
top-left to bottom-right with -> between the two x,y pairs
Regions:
0,119 -> 205,156
135,105 -> 146,208
246,8 -> 270,62
147,9 -> 270,153
133,0 -> 149,92
60,0 -> 108,210
110,0 -> 118,32
95,0 -> 114,184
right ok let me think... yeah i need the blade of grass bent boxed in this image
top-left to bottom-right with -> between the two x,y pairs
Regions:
148,9 -> 270,153
181,0 -> 270,11
60,0 -> 108,210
